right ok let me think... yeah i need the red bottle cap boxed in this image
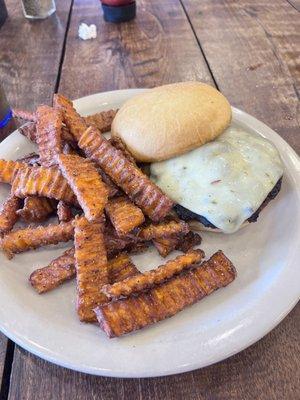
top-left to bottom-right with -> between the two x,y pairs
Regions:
101,1 -> 136,23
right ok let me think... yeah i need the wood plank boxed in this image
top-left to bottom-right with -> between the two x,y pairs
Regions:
181,0 -> 300,153
0,335 -> 8,395
8,304 -> 300,400
0,0 -> 72,111
58,0 -> 214,98
0,0 -> 72,395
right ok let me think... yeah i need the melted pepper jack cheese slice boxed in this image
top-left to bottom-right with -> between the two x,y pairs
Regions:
150,127 -> 283,233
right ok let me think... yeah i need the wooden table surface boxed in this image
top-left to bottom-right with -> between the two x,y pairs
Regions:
0,0 -> 299,398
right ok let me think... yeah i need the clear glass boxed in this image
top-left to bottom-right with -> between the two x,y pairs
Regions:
21,0 -> 56,19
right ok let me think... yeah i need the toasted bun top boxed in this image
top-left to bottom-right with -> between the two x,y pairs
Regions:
111,82 -> 232,162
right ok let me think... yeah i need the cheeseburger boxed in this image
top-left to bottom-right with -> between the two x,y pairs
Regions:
112,82 -> 283,234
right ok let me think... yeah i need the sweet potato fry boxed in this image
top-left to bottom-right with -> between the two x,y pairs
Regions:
138,220 -> 189,241
104,224 -> 143,257
12,164 -> 77,205
17,152 -> 40,166
153,235 -> 180,257
12,109 -> 36,122
62,125 -> 76,144
58,154 -> 108,221
18,122 -> 37,142
102,250 -> 204,299
0,159 -> 26,184
62,142 -> 78,155
53,94 -> 87,142
78,126 -> 174,221
30,250 -> 139,294
36,105 -> 63,167
105,196 -> 144,236
29,248 -> 76,293
84,109 -> 118,133
74,216 -> 108,322
176,231 -> 202,253
19,121 -> 74,145
0,220 -> 74,259
17,196 -> 54,222
0,195 -> 21,235
109,137 -> 136,164
57,201 -> 73,222
97,168 -> 121,198
95,250 -> 237,337
154,231 -> 202,257
108,253 -> 140,283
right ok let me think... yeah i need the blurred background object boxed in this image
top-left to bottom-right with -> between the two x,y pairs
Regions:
0,83 -> 16,137
101,0 -> 136,23
0,0 -> 7,27
21,0 -> 56,19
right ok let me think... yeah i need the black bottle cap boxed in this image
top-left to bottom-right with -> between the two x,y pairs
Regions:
102,2 -> 136,23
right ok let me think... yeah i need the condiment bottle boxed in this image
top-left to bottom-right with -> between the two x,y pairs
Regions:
0,84 -> 16,139
101,0 -> 136,23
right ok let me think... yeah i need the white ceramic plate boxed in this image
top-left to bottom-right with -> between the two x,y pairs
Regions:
0,89 -> 299,378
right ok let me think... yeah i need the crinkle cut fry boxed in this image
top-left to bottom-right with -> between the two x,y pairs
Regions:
29,248 -> 76,293
105,196 -> 145,235
57,201 -> 73,222
108,253 -> 140,283
17,152 -> 40,166
0,195 -> 21,235
0,220 -> 74,259
102,249 -> 204,299
78,127 -> 174,221
74,216 -> 109,322
17,196 -> 54,223
19,122 -> 74,146
53,94 -> 87,142
84,109 -> 118,133
153,235 -> 180,257
154,231 -> 202,257
0,159 -> 26,184
18,122 -> 38,142
109,137 -> 136,165
12,165 -> 77,205
97,168 -> 121,198
13,105 -> 117,135
36,105 -> 63,167
138,220 -> 189,241
30,249 -> 140,294
176,231 -> 202,253
12,109 -> 36,122
58,154 -> 108,221
95,250 -> 237,337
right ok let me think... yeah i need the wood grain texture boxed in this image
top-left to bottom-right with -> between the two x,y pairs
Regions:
0,0 -> 72,111
181,0 -> 300,153
8,304 -> 300,400
0,335 -> 8,391
2,0 -> 300,398
58,0 -> 213,98
0,0 -> 73,394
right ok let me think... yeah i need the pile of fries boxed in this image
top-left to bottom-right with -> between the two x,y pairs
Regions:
0,95 -> 237,338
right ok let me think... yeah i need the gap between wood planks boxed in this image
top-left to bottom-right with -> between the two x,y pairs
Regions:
0,340 -> 15,400
178,0 -> 219,89
285,0 -> 300,12
54,0 -> 75,95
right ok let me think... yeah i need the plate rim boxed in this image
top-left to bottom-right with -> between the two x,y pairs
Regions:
0,88 -> 299,378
